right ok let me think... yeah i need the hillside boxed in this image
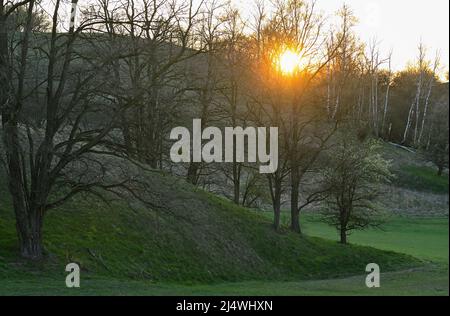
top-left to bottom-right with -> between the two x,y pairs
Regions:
380,143 -> 449,217
0,164 -> 419,286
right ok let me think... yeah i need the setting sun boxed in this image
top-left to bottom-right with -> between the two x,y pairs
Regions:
277,49 -> 303,75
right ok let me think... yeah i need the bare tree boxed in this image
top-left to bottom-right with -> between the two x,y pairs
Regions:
418,51 -> 440,147
402,43 -> 426,145
87,0 -> 204,168
381,50 -> 392,137
271,0 -> 342,233
0,0 -> 200,259
218,6 -> 248,205
185,0 -> 225,185
245,0 -> 346,233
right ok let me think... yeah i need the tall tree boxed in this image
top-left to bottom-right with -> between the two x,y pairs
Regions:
402,43 -> 426,145
0,0 -> 197,259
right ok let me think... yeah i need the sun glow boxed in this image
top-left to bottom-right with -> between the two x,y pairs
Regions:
277,49 -> 303,75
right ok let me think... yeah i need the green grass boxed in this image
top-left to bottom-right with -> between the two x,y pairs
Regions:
1,204 -> 447,296
0,264 -> 447,296
298,214 -> 448,263
0,207 -> 447,296
380,143 -> 448,194
0,170 -> 420,287
395,165 -> 449,194
0,144 -> 448,296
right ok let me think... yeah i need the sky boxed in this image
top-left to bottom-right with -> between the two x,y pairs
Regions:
231,0 -> 450,79
39,0 -> 449,79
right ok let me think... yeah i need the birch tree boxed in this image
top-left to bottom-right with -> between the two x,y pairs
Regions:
418,51 -> 440,147
402,43 -> 426,145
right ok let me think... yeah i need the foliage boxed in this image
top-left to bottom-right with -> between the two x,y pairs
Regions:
423,87 -> 449,175
320,130 -> 393,243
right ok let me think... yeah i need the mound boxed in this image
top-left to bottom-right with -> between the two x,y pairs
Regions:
0,170 -> 419,284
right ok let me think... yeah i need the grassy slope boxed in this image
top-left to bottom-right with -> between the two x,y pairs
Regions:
1,215 -> 446,295
0,143 -> 448,295
0,170 -> 419,289
382,142 -> 449,194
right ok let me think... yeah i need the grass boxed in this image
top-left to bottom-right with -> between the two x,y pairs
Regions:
395,165 -> 449,194
0,144 -> 448,296
380,142 -> 448,194
294,213 -> 448,263
0,170 -> 420,286
0,179 -> 424,295
1,204 -> 447,296
0,196 -> 419,281
1,207 -> 448,297
0,264 -> 447,296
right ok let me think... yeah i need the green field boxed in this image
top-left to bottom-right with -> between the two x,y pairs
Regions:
269,213 -> 449,263
0,264 -> 447,296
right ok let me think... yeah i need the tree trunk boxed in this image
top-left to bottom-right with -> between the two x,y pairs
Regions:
187,162 -> 200,185
273,199 -> 281,231
402,101 -> 415,144
403,65 -> 423,145
340,229 -> 347,244
290,208 -> 301,233
17,210 -> 44,260
381,81 -> 390,137
437,165 -> 443,177
268,174 -> 283,231
418,76 -> 436,146
232,163 -> 240,205
120,115 -> 133,157
233,181 -> 240,204
381,54 -> 392,137
4,125 -> 45,260
290,167 -> 301,233
1,1 -> 42,260
2,116 -> 45,259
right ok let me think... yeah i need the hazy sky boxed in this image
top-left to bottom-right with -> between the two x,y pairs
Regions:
232,0 -> 449,78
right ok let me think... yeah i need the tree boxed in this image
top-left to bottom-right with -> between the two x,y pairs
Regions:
380,50 -> 392,138
0,0 -> 124,259
5,0 -> 50,31
0,0 -> 197,259
402,43 -> 428,146
418,52 -> 440,147
185,0 -> 226,185
320,129 -> 392,244
87,0 -> 204,169
219,6 -> 249,205
262,0 -> 338,233
424,85 -> 449,176
244,0 -> 349,232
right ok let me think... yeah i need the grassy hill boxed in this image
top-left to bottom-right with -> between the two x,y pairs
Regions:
0,168 -> 419,286
1,141 -> 448,295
